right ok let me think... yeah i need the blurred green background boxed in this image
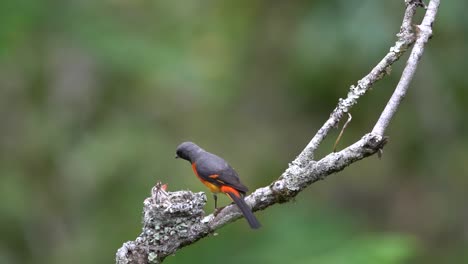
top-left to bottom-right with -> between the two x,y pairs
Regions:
1,0 -> 466,263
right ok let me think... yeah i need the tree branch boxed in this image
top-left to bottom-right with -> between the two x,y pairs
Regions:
372,0 -> 440,135
116,1 -> 439,263
116,134 -> 388,264
295,0 -> 421,162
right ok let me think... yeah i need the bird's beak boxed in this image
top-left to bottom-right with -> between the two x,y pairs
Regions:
175,155 -> 179,159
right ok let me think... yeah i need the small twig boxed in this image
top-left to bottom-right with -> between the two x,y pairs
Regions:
372,0 -> 440,136
333,113 -> 352,152
377,147 -> 384,159
152,182 -> 169,204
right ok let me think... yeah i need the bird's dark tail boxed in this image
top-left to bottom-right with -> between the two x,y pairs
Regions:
226,192 -> 261,229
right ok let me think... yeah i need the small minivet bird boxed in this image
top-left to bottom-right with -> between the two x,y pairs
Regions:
175,142 -> 261,229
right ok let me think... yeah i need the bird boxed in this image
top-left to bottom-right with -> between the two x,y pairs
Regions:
175,142 -> 261,229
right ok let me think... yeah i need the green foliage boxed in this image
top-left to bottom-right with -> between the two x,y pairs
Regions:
0,0 -> 466,264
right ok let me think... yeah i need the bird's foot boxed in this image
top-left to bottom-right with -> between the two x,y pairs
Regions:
213,206 -> 226,217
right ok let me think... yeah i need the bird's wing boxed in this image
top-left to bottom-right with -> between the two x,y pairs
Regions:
195,153 -> 248,194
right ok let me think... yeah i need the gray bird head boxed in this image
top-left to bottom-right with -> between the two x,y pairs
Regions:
175,142 -> 203,163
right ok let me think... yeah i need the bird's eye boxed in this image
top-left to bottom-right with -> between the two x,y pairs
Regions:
176,150 -> 183,159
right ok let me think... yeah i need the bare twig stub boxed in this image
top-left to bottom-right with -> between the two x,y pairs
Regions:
333,113 -> 352,152
116,1 -> 439,263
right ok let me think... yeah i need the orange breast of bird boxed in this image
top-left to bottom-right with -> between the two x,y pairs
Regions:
192,163 -> 221,193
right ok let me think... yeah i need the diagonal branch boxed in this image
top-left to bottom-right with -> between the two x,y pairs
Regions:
206,133 -> 388,230
372,0 -> 440,135
294,0 -> 422,163
116,1 -> 439,263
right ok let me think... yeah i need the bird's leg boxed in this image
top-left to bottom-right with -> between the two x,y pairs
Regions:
213,193 -> 218,209
212,193 -> 226,217
215,195 -> 238,216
